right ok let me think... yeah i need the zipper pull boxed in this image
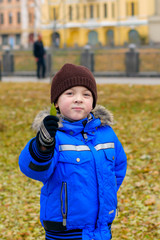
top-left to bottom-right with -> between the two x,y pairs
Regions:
81,130 -> 88,140
83,133 -> 88,140
63,216 -> 67,226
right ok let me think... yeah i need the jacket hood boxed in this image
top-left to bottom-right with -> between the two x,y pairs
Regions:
32,105 -> 114,133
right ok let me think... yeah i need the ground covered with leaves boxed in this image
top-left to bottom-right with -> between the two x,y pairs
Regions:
0,82 -> 159,239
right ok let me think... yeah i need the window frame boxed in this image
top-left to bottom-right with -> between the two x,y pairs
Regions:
2,34 -> 8,45
17,12 -> 21,24
104,3 -> 108,18
0,12 -> 4,24
9,12 -> 13,24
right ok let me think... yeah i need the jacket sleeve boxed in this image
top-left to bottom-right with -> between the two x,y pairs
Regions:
114,135 -> 127,191
19,138 -> 59,184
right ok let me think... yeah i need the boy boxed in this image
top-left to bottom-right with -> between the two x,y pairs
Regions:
19,63 -> 127,240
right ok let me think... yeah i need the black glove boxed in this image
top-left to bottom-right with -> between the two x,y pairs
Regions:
38,115 -> 59,147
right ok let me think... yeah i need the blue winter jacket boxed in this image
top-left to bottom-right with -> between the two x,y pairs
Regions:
19,105 -> 127,240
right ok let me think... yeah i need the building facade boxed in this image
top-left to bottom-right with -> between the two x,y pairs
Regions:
0,0 -> 158,49
0,0 -> 36,49
41,0 -> 156,48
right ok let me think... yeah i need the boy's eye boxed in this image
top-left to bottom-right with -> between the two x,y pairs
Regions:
66,91 -> 73,95
84,93 -> 91,97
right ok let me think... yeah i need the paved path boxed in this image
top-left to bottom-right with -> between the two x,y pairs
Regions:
1,76 -> 160,85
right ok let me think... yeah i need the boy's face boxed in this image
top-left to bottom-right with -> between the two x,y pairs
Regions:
55,86 -> 93,121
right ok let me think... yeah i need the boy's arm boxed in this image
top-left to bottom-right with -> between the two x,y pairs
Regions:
19,138 -> 58,183
19,115 -> 59,183
115,137 -> 127,191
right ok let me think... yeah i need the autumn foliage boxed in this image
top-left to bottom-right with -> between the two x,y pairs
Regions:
0,82 -> 159,239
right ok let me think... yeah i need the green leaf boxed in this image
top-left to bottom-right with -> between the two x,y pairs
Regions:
50,104 -> 56,115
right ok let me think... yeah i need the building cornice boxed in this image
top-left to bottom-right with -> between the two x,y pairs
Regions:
41,19 -> 148,30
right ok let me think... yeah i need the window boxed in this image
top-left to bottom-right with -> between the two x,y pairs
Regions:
69,6 -> 72,21
76,5 -> 79,20
53,8 -> 56,20
84,5 -> 87,19
131,2 -> 135,16
9,12 -> 12,24
17,12 -> 21,23
29,12 -> 32,23
112,3 -> 115,18
129,30 -> 140,44
97,4 -> 99,19
0,13 -> 4,24
126,1 -> 138,16
90,5 -> 94,19
88,31 -> 98,46
104,3 -> 107,18
16,34 -> 21,45
2,35 -> 8,45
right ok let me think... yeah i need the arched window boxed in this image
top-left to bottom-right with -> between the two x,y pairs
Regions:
129,30 -> 140,44
88,31 -> 98,45
106,30 -> 114,46
52,32 -> 60,48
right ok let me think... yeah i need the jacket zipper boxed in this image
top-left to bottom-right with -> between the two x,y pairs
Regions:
61,182 -> 67,226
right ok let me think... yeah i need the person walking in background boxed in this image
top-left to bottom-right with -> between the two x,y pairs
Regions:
19,63 -> 127,240
33,34 -> 46,79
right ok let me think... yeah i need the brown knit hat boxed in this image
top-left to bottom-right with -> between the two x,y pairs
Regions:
51,63 -> 97,108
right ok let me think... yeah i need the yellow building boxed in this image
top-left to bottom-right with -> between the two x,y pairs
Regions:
40,0 -> 156,48
0,0 -> 157,49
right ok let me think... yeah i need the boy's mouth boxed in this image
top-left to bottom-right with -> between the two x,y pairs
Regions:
72,107 -> 83,110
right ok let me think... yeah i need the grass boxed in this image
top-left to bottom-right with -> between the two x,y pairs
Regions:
0,82 -> 160,239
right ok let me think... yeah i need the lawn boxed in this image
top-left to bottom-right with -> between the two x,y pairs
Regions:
0,82 -> 159,240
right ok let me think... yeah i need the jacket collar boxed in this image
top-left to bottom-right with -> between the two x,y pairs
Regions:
32,105 -> 114,133
59,114 -> 101,136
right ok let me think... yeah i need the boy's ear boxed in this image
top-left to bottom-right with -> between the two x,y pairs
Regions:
55,102 -> 58,108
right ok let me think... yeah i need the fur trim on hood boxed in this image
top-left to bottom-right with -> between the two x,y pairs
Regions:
32,105 -> 114,133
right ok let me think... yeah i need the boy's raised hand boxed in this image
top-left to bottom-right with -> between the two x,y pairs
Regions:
38,115 -> 59,147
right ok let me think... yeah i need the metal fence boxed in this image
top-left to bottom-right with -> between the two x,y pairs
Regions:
139,52 -> 160,72
0,48 -> 160,77
94,52 -> 126,72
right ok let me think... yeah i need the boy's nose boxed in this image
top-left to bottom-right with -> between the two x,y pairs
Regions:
74,94 -> 83,103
